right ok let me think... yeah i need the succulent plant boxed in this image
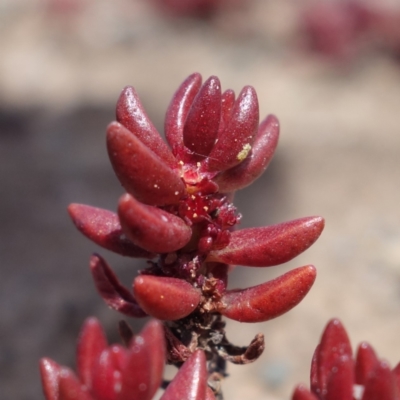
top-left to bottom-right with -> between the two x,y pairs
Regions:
41,73 -> 324,399
292,318 -> 400,400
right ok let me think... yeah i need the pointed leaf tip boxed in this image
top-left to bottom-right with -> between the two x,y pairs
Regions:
134,275 -> 201,320
208,216 -> 325,267
68,204 -> 154,258
107,121 -> 186,206
220,265 -> 316,323
355,342 -> 379,385
315,318 -> 352,396
40,358 -> 61,400
118,194 -> 192,253
161,350 -> 207,400
90,254 -> 147,318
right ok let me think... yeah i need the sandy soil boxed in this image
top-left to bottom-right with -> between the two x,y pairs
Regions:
1,1 -> 400,399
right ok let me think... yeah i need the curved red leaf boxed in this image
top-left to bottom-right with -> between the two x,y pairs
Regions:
183,76 -> 221,160
207,216 -> 325,267
220,265 -> 316,323
116,86 -> 177,168
68,204 -> 154,258
107,122 -> 186,206
214,114 -> 279,192
90,254 -> 147,318
118,194 -> 192,253
165,73 -> 202,158
134,275 -> 201,320
205,86 -> 259,172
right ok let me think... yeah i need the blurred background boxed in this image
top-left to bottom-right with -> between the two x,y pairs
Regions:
1,0 -> 400,399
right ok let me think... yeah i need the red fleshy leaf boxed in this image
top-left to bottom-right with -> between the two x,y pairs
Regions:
133,275 -> 201,320
90,254 -> 147,318
207,216 -> 325,267
118,194 -> 192,253
292,384 -> 319,400
218,89 -> 235,135
362,361 -> 399,400
161,350 -> 207,400
77,317 -> 108,390
355,342 -> 379,385
183,76 -> 221,160
58,367 -> 94,400
219,265 -> 316,323
205,86 -> 259,172
116,86 -> 177,168
316,319 -> 353,397
107,122 -> 186,206
119,320 -> 165,400
68,204 -> 154,258
325,355 -> 354,400
214,114 -> 279,193
40,358 -> 61,400
165,73 -> 202,158
91,345 -> 126,400
393,363 -> 400,394
205,387 -> 217,400
310,345 -> 320,395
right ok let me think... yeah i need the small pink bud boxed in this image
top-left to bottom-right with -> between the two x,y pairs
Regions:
207,216 -> 325,267
107,122 -> 186,206
133,275 -> 201,320
116,86 -> 177,169
165,72 -> 202,158
76,317 -> 108,390
161,350 -> 207,400
220,265 -> 316,323
118,194 -> 192,253
68,204 -> 154,258
90,254 -> 147,318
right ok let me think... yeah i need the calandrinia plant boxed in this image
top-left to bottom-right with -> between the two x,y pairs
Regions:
40,72 -> 327,399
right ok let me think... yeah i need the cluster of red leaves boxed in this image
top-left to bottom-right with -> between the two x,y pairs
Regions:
40,318 -> 215,400
293,319 -> 400,400
302,1 -> 400,62
67,73 -> 324,326
41,73 -> 324,399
